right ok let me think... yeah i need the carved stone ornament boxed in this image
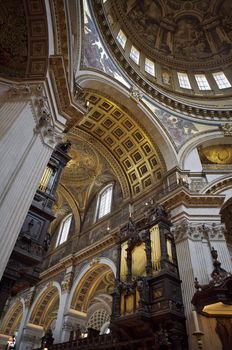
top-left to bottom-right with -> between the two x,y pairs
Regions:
220,123 -> 232,136
172,220 -> 226,243
33,96 -> 64,145
7,83 -> 64,147
24,289 -> 35,308
90,257 -> 100,266
130,86 -> 143,102
61,272 -> 74,293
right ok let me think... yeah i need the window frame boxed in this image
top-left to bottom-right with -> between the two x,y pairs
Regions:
212,72 -> 231,89
116,29 -> 127,49
129,46 -> 140,65
145,58 -> 155,76
95,184 -> 113,221
177,72 -> 192,89
56,214 -> 72,247
195,74 -> 211,90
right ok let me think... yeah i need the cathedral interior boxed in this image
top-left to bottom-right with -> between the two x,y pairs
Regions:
0,0 -> 232,349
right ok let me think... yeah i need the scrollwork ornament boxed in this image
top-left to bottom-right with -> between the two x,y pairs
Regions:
220,123 -> 232,136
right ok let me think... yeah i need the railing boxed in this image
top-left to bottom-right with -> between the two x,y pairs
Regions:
34,332 -> 161,350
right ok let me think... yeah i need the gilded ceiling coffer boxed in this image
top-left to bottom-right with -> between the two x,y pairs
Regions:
111,206 -> 188,349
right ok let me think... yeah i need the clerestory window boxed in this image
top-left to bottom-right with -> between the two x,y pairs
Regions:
56,214 -> 72,247
96,184 -> 113,220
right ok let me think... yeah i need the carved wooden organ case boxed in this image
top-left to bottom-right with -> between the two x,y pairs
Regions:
111,207 -> 188,349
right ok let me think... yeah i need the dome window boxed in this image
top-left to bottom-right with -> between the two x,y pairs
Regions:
195,74 -> 211,90
130,46 -> 140,65
177,72 -> 191,89
116,30 -> 127,49
213,72 -> 231,89
145,58 -> 155,76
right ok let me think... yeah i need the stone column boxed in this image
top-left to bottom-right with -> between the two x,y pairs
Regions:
16,288 -> 36,350
53,267 -> 74,343
173,219 -> 229,350
0,82 -> 65,280
159,188 -> 229,350
19,324 -> 43,350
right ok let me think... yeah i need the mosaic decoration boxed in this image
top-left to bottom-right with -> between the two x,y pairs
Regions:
143,98 -> 217,149
83,0 -> 130,88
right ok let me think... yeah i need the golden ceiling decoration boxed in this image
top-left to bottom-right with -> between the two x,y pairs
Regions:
198,145 -> 232,165
71,264 -> 112,313
76,91 -> 165,197
62,140 -> 101,184
0,300 -> 23,335
29,286 -> 59,326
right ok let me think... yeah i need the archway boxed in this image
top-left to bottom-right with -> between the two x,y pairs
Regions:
68,262 -> 115,339
0,299 -> 24,349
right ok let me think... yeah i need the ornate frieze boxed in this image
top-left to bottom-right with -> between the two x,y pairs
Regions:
159,187 -> 225,211
173,220 -> 226,243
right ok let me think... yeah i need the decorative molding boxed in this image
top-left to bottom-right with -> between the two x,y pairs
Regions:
49,55 -> 86,131
220,123 -> 232,136
24,289 -> 36,308
5,82 -> 64,147
39,232 -> 118,281
172,220 -> 226,243
61,272 -> 74,293
130,86 -> 143,103
204,177 -> 232,195
159,187 -> 225,211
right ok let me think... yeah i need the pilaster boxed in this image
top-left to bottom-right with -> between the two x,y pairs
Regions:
53,268 -> 74,343
0,81 -> 66,280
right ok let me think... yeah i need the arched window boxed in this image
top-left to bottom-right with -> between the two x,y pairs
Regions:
56,214 -> 72,247
96,184 -> 113,220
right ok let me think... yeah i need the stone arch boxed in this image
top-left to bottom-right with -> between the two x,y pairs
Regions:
28,282 -> 61,331
0,299 -> 24,336
201,175 -> 232,197
178,130 -> 225,170
68,258 -> 116,314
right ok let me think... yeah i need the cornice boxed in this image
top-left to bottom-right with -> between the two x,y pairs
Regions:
49,55 -> 86,130
92,1 -> 232,122
158,186 -> 225,211
39,232 -> 118,281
